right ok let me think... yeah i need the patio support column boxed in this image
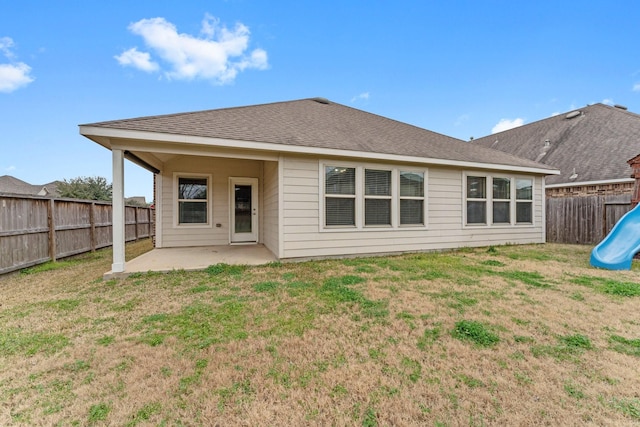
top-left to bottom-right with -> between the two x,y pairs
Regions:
112,149 -> 125,273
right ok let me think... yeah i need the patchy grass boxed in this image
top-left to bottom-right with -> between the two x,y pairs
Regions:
451,320 -> 500,347
1,240 -> 640,425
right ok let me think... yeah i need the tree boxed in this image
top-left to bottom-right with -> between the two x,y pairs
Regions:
57,176 -> 112,201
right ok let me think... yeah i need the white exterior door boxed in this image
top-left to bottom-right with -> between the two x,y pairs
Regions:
230,178 -> 259,243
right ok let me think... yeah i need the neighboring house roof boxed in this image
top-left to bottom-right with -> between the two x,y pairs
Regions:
471,103 -> 640,186
0,175 -> 60,196
80,98 -> 557,175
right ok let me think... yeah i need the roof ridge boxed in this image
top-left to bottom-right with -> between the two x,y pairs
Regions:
80,98 -> 324,126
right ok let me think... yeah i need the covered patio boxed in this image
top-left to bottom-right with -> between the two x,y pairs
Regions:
106,244 -> 277,278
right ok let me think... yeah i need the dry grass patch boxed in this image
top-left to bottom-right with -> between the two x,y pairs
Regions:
1,241 -> 640,425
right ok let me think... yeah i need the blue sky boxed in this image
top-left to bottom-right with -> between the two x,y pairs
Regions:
2,1 -> 639,201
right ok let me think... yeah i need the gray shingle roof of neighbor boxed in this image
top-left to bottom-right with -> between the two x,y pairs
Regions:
471,103 -> 640,185
0,175 -> 59,196
81,98 -> 555,172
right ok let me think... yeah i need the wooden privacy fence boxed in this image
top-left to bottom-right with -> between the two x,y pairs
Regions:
546,194 -> 631,244
0,194 -> 153,275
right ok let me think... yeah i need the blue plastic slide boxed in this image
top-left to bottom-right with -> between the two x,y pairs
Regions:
590,204 -> 640,270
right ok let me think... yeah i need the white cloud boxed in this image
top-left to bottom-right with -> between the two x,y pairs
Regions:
491,118 -> 524,134
0,37 -> 16,58
5,165 -> 16,172
350,92 -> 370,103
117,15 -> 268,84
633,83 -> 640,92
115,48 -> 159,72
602,98 -> 614,106
0,37 -> 34,93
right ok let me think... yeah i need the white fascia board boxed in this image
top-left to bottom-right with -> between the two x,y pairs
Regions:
80,126 -> 559,176
546,178 -> 634,188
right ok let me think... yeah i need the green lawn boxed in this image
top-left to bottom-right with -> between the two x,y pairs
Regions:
1,240 -> 639,426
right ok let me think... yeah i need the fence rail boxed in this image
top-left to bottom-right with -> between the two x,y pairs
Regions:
0,194 -> 153,275
546,194 -> 631,244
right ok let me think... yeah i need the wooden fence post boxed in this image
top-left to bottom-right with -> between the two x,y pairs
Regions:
48,198 -> 57,262
90,202 -> 96,252
134,207 -> 139,241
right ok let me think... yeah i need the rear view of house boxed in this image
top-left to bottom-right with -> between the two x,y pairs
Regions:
80,98 -> 557,274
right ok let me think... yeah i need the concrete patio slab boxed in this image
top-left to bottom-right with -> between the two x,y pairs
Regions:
106,244 -> 277,278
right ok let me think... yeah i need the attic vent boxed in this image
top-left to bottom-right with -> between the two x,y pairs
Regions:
311,97 -> 330,104
614,104 -> 628,110
565,110 -> 581,119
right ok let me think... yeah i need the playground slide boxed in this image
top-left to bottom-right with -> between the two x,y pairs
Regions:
590,204 -> 640,270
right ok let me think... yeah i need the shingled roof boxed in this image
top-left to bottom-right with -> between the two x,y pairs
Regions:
471,103 -> 640,186
81,98 -> 555,173
0,175 -> 59,196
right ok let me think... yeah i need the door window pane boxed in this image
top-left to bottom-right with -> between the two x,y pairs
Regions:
234,185 -> 252,233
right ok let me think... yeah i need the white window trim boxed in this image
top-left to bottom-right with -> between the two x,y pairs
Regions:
515,177 -> 534,225
463,172 -> 535,228
491,176 -> 512,225
364,167 -> 393,228
319,161 -> 428,232
398,168 -> 428,228
173,172 -> 213,229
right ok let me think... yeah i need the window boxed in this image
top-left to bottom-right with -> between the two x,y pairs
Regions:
466,176 -> 487,224
492,177 -> 510,224
400,171 -> 424,225
325,166 -> 356,226
177,176 -> 208,224
321,163 -> 428,230
364,169 -> 391,226
516,178 -> 533,223
465,173 -> 535,226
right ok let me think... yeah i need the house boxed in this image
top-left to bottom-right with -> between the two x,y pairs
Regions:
471,103 -> 640,198
0,175 -> 60,197
79,98 -> 557,274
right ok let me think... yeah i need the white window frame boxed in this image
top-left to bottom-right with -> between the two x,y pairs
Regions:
398,169 -> 427,227
491,176 -> 512,225
515,177 -> 534,224
364,168 -> 393,228
463,172 -> 535,228
323,164 -> 358,228
173,172 -> 212,229
319,161 -> 428,232
465,173 -> 489,225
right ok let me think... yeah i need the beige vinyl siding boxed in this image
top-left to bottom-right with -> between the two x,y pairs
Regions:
262,161 -> 279,256
161,156 -> 261,247
281,156 -> 546,259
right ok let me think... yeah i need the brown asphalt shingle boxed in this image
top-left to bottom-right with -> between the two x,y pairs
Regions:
472,103 -> 640,185
82,98 -> 555,172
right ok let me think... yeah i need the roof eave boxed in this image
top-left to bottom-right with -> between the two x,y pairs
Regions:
79,126 -> 559,176
546,178 -> 634,188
